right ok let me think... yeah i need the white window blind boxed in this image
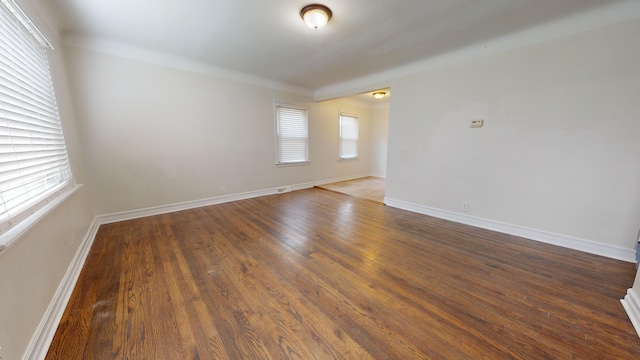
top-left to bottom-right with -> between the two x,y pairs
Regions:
275,103 -> 309,164
339,113 -> 358,159
0,0 -> 72,236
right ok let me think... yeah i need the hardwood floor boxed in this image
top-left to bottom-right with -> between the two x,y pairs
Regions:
315,176 -> 385,203
47,189 -> 640,359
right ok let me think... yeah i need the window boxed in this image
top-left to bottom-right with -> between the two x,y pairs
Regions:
0,0 -> 73,241
339,113 -> 359,159
275,102 -> 309,164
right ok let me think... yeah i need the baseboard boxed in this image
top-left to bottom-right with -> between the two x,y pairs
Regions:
622,289 -> 640,338
99,173 -> 371,224
22,217 -> 101,360
369,172 -> 386,178
384,197 -> 636,263
98,188 -> 279,224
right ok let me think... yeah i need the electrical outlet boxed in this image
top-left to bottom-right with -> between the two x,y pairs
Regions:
470,119 -> 484,128
461,202 -> 469,212
220,186 -> 227,194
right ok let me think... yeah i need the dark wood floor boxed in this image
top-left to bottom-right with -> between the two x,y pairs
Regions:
47,188 -> 640,359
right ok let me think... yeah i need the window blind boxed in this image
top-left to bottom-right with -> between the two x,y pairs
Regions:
339,114 -> 358,159
275,103 -> 309,164
0,1 -> 72,235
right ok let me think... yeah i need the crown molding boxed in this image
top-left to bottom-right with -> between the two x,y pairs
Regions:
314,1 -> 640,101
61,34 -> 314,97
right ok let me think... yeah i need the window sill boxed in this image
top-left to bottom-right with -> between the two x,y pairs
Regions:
275,161 -> 311,167
338,157 -> 359,162
0,183 -> 83,255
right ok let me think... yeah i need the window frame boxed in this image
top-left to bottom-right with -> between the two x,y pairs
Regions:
274,101 -> 310,166
338,112 -> 359,160
0,0 -> 77,251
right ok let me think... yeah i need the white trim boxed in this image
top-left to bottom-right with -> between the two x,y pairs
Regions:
274,161 -> 310,167
384,197 -> 636,263
314,1 -> 640,101
339,112 -> 359,119
63,35 -> 313,96
98,188 -> 277,225
99,173 -> 371,224
274,101 -> 310,165
369,172 -> 386,179
0,184 -> 82,254
622,288 -> 640,339
339,113 -> 359,160
22,217 -> 100,360
1,0 -> 52,48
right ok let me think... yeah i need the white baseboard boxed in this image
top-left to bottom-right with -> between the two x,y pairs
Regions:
99,173 -> 372,224
369,172 -> 386,178
384,197 -> 636,263
622,289 -> 640,338
98,187 -> 278,224
23,218 -> 101,360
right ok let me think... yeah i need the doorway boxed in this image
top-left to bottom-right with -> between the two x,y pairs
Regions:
316,176 -> 385,203
317,88 -> 390,203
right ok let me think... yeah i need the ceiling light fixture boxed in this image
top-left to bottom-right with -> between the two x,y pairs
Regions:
372,92 -> 386,100
300,4 -> 332,30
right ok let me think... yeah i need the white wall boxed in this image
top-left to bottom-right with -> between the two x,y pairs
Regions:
2,2 -> 637,358
370,105 -> 389,178
0,1 -> 95,359
62,46 -> 372,215
386,17 -> 640,251
313,100 -> 372,180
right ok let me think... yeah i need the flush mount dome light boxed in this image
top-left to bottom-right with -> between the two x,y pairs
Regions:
372,92 -> 386,99
300,4 -> 332,30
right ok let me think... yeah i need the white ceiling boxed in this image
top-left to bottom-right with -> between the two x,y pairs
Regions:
33,0 -> 640,94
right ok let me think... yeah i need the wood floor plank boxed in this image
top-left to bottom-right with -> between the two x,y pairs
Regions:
202,214 -> 342,359
242,195 -> 549,359
222,202 -> 428,357
46,188 -> 640,359
211,204 -> 377,359
151,215 -> 213,359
